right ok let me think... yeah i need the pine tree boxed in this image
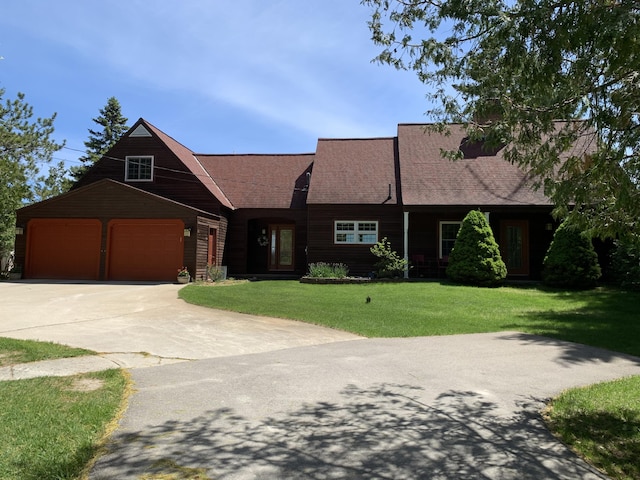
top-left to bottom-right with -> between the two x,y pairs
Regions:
70,97 -> 128,181
446,210 -> 507,287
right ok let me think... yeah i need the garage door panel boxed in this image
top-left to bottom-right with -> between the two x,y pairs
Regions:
26,219 -> 101,280
107,220 -> 184,281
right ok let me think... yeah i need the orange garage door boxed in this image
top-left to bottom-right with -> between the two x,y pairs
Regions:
26,219 -> 102,280
107,219 -> 184,281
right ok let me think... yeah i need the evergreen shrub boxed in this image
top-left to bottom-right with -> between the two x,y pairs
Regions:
610,236 -> 640,291
542,221 -> 601,289
446,210 -> 507,287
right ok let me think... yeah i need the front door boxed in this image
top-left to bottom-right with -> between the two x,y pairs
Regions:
501,220 -> 529,275
268,224 -> 295,271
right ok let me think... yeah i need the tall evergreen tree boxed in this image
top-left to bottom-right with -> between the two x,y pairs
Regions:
70,97 -> 128,181
0,89 -> 63,258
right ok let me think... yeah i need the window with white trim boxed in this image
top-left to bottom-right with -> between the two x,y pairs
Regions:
125,156 -> 154,181
334,221 -> 378,244
439,221 -> 462,258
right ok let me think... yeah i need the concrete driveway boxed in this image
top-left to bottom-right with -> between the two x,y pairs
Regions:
2,282 -> 640,479
0,281 -> 362,364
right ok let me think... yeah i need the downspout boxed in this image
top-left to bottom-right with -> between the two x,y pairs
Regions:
403,211 -> 409,279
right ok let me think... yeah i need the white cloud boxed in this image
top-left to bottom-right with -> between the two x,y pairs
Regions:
1,0 -> 430,150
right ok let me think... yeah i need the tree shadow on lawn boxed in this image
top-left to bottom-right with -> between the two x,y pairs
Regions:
503,287 -> 640,360
92,384 -> 606,479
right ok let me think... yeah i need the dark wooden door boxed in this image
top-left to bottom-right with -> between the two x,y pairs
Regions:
501,220 -> 529,275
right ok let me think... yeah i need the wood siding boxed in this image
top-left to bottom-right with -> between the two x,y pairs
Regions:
307,204 -> 404,277
73,135 -> 225,216
195,216 -> 228,280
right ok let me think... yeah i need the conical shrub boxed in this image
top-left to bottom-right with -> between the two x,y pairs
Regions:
542,221 -> 601,289
446,210 -> 507,286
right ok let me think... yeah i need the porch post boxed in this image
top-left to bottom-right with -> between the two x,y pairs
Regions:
403,211 -> 409,279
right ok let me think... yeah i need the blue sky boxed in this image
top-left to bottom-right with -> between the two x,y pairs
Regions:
1,1 -> 432,170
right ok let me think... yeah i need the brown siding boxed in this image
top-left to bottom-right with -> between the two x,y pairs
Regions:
73,136 -> 224,215
195,215 -> 229,280
307,204 -> 404,276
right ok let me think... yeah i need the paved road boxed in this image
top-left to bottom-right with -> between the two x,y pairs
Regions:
2,281 -> 640,479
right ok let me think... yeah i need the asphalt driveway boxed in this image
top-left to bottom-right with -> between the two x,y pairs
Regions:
2,281 -> 640,479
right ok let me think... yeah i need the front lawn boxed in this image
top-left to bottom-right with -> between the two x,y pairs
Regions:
0,338 -> 129,480
179,281 -> 640,357
546,375 -> 640,480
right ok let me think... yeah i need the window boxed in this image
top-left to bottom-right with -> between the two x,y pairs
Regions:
334,221 -> 378,244
125,156 -> 153,181
440,221 -> 462,258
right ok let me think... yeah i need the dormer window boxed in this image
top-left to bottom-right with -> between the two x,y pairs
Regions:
125,156 -> 153,181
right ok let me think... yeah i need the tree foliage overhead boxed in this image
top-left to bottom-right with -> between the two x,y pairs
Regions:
363,0 -> 640,238
0,89 -> 64,256
70,96 -> 128,181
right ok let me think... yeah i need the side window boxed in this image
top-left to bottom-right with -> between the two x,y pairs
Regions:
125,156 -> 154,181
440,221 -> 462,258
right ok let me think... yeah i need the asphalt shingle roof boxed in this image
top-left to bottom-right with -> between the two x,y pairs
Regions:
307,137 -> 398,205
397,124 -> 552,206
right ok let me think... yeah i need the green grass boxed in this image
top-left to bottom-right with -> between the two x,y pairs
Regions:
0,369 -> 128,480
0,337 -> 94,367
180,281 -> 640,357
546,376 -> 640,480
0,338 -> 128,480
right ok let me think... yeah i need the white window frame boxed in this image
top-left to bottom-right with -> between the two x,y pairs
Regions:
125,155 -> 154,182
334,220 -> 379,245
439,221 -> 462,258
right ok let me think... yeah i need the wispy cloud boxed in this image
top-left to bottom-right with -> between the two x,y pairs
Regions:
1,0 -> 429,154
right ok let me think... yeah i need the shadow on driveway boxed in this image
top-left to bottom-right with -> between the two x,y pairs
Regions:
93,383 -> 606,479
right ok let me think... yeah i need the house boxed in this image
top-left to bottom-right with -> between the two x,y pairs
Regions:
13,118 -> 564,282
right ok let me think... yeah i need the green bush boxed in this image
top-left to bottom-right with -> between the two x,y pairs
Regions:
610,236 -> 640,290
370,237 -> 408,278
446,210 -> 507,287
207,264 -> 226,282
307,262 -> 349,278
542,221 -> 601,289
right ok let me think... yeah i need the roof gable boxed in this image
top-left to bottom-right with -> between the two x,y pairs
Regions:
139,119 -> 235,209
308,137 -> 398,205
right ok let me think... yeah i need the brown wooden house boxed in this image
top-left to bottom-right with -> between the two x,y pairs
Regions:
14,118 -> 564,281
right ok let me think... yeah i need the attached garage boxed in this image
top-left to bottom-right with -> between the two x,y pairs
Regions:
107,219 -> 184,281
26,219 -> 102,280
14,179 -> 224,282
